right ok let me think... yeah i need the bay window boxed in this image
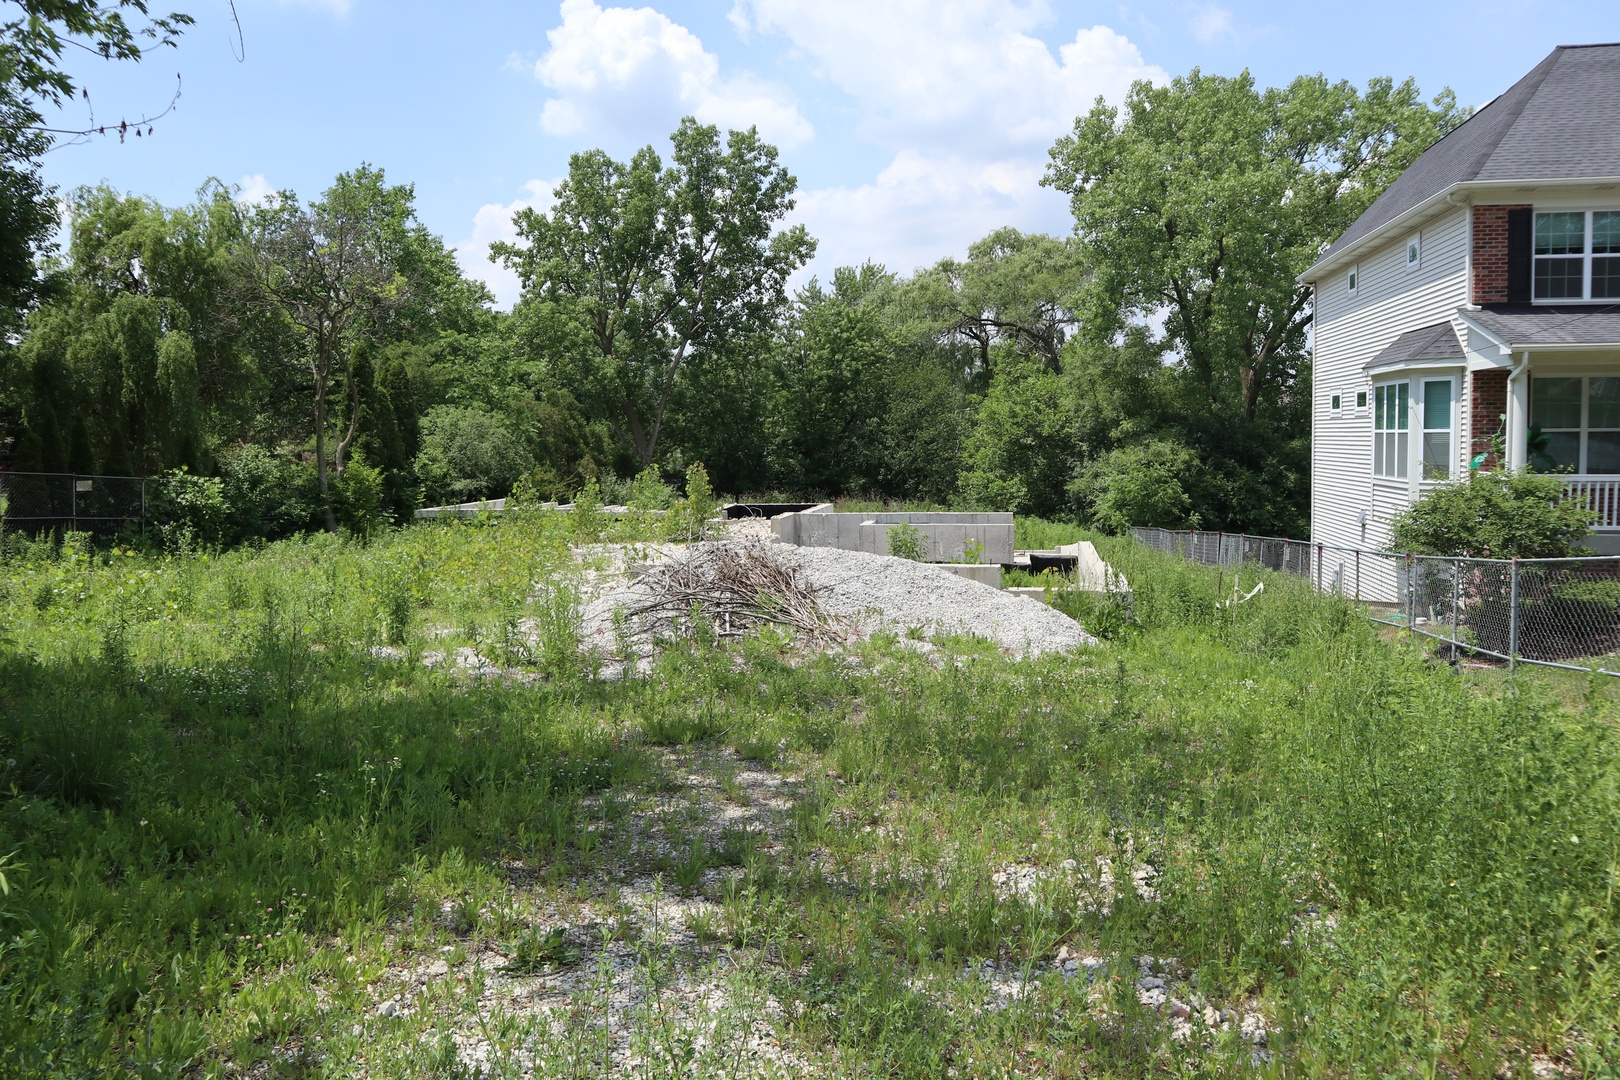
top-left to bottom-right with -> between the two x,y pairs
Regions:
1531,376 -> 1620,473
1421,379 -> 1453,479
1374,382 -> 1408,479
1374,377 -> 1455,480
1533,211 -> 1620,300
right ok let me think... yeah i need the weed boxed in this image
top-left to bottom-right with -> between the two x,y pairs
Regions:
503,926 -> 581,974
886,522 -> 927,561
669,837 -> 709,895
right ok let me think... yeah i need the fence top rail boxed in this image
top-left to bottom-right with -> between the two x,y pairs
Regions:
1135,527 -> 1620,568
0,471 -> 152,483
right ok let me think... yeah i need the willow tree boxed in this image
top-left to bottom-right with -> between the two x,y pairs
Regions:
496,118 -> 815,468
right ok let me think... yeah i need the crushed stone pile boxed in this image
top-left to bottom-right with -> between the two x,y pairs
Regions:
581,540 -> 1097,659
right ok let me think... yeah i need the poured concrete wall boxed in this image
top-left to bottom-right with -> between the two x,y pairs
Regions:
771,505 -> 1014,565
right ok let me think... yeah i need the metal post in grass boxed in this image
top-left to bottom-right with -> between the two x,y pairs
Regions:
1354,549 -> 1361,603
140,478 -> 147,536
1451,558 -> 1461,665
1508,558 -> 1520,672
70,473 -> 76,533
1405,552 -> 1415,630
1316,542 -> 1323,592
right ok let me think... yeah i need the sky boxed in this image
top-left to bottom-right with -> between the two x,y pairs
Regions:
33,0 -> 1620,308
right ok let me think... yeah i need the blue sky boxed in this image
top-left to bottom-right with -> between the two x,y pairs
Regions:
36,0 -> 1620,307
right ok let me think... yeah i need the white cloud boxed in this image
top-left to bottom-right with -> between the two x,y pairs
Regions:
1188,3 -> 1234,44
236,173 -> 274,205
534,0 -> 812,148
454,179 -> 558,310
728,1 -> 1163,156
792,151 -> 1070,282
726,1 -> 1164,278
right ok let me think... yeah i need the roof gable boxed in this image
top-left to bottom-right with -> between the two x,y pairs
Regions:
1315,44 -> 1620,269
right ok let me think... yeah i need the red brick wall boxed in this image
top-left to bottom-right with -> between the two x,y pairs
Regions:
1472,204 -> 1531,304
1470,369 -> 1508,467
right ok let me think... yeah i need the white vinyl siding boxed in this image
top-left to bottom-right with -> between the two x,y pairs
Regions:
1311,206 -> 1470,573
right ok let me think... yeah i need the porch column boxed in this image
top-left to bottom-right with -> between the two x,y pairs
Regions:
1506,350 -> 1530,470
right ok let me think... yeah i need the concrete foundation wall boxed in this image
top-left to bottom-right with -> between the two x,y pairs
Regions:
770,506 -> 1014,565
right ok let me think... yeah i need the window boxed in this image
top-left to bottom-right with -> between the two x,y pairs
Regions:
1531,376 -> 1620,472
1331,393 -> 1342,411
1405,234 -> 1421,270
1347,265 -> 1358,296
1533,211 -> 1620,300
1374,382 -> 1409,479
1356,390 -> 1368,410
1421,379 -> 1453,479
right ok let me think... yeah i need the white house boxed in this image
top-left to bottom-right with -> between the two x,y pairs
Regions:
1302,42 -> 1620,598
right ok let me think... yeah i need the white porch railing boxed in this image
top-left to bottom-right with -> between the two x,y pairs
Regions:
1563,477 -> 1620,529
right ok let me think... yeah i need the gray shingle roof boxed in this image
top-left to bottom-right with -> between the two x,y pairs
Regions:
1317,43 -> 1620,266
1463,307 -> 1620,347
1364,322 -> 1466,370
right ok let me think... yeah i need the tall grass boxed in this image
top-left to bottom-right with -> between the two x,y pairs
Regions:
0,520 -> 1615,1075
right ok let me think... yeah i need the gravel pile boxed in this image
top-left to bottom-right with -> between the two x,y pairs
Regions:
582,540 -> 1096,658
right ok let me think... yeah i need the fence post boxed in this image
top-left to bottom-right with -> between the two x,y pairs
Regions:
69,473 -> 77,533
1508,558 -> 1520,672
1451,558 -> 1461,666
140,478 -> 147,536
1315,542 -> 1323,592
1354,549 -> 1361,603
1405,552 -> 1415,630
1238,533 -> 1245,569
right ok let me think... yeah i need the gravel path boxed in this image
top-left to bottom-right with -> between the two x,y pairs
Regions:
582,540 -> 1096,658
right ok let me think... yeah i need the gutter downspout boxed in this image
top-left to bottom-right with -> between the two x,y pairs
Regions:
1506,350 -> 1530,470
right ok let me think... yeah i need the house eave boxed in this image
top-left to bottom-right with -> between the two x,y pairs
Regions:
1300,175 -> 1620,285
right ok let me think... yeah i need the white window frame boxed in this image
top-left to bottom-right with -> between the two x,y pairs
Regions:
1533,209 -> 1620,302
1529,375 -> 1620,474
1331,392 -> 1342,412
1347,264 -> 1358,296
1418,375 -> 1457,481
1373,381 -> 1409,479
1355,389 -> 1368,412
1405,233 -> 1421,271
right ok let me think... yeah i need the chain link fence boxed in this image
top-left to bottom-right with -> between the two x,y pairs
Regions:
0,472 -> 153,535
1131,527 -> 1620,676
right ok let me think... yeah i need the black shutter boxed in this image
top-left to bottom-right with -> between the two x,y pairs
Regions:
1507,208 -> 1532,302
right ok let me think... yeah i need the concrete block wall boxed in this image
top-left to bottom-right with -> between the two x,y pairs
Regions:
770,505 -> 1015,565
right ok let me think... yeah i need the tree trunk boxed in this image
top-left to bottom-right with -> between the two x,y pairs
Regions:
314,378 -> 338,533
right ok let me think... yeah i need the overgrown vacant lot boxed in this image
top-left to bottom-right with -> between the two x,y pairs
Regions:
1,515 -> 1617,1078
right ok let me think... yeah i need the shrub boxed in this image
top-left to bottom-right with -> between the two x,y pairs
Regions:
1070,439 -> 1197,535
335,453 -> 387,538
414,406 -> 531,505
1389,469 -> 1598,558
219,445 -> 319,542
149,467 -> 229,549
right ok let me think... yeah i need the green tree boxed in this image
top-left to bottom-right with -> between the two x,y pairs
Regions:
1047,69 -> 1463,422
249,166 -> 417,531
0,3 -> 194,460
909,228 -> 1087,375
957,353 -> 1076,517
495,118 -> 815,468
11,183 -> 261,474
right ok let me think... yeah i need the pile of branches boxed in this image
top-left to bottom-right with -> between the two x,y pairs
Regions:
625,543 -> 838,643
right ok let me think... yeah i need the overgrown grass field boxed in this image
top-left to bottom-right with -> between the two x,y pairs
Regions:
0,516 -> 1616,1077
